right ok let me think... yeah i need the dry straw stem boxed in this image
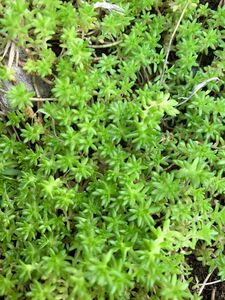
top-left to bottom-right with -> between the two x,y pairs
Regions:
93,2 -> 124,14
211,288 -> 216,300
177,77 -> 220,106
160,0 -> 190,83
89,39 -> 122,48
0,41 -> 19,68
30,97 -> 56,102
8,42 -> 19,68
198,270 -> 224,297
198,272 -> 213,296
199,279 -> 224,288
0,41 -> 12,62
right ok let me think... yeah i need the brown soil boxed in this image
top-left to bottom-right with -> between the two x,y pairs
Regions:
199,0 -> 221,10
187,255 -> 225,299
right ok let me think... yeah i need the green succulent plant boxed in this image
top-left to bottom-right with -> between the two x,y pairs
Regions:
0,0 -> 225,299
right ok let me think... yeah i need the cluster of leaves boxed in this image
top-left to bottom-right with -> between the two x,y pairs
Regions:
0,0 -> 225,299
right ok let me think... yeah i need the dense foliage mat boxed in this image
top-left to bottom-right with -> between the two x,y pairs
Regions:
0,0 -> 225,299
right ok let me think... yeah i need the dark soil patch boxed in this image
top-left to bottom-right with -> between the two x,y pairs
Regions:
187,254 -> 225,299
199,0 -> 221,10
48,39 -> 63,57
198,50 -> 215,69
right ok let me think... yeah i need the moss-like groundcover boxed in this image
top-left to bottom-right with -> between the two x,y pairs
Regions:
0,0 -> 225,299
